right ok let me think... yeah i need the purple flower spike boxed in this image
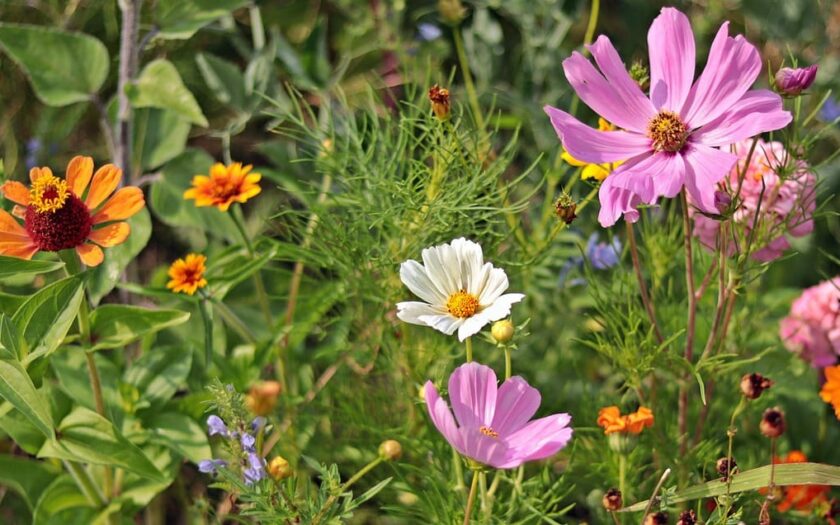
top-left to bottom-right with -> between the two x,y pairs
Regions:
240,432 -> 256,451
198,459 -> 226,474
775,65 -> 818,96
424,362 -> 573,469
244,452 -> 266,484
207,415 -> 229,437
251,417 -> 266,432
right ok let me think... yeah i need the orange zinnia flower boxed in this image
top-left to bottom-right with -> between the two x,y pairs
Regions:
183,162 -> 261,211
167,254 -> 208,295
0,156 -> 144,266
820,365 -> 840,420
597,406 -> 654,435
763,451 -> 830,512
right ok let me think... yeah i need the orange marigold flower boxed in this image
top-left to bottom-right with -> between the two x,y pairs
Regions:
763,451 -> 830,512
183,162 -> 261,211
0,156 -> 144,267
820,365 -> 840,420
245,380 -> 282,416
167,253 -> 208,295
597,406 -> 654,435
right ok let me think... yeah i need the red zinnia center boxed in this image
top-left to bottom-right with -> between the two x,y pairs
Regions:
25,193 -> 92,251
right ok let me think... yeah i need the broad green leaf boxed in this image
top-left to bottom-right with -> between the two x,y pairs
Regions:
14,276 -> 84,364
0,314 -> 21,360
32,475 -> 95,525
155,0 -> 249,40
38,407 -> 164,481
116,282 -> 200,304
134,107 -> 191,171
51,349 -> 120,417
0,400 -> 48,454
0,291 -> 26,316
0,318 -> 54,438
622,462 -> 840,512
87,208 -> 152,305
196,53 -> 246,108
88,305 -> 190,351
0,23 -> 108,106
146,413 -> 211,463
0,455 -> 61,512
0,255 -> 63,280
125,345 -> 193,407
126,59 -> 208,126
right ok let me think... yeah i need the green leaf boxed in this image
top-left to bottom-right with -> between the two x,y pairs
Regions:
155,0 -> 249,40
127,59 -> 208,126
0,403 -> 48,454
32,475 -> 95,525
622,462 -> 840,512
0,255 -> 63,280
0,291 -> 26,316
134,107 -> 191,171
196,53 -> 246,108
38,407 -> 164,481
124,345 -> 193,407
0,455 -> 61,512
87,207 -> 152,305
14,276 -> 84,365
88,305 -> 190,351
146,413 -> 211,463
0,23 -> 108,106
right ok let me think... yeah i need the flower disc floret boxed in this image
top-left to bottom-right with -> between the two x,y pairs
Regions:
25,193 -> 92,251
647,110 -> 688,152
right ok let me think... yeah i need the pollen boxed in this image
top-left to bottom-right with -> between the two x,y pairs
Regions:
446,290 -> 479,318
647,110 -> 688,153
479,426 -> 499,439
29,174 -> 69,214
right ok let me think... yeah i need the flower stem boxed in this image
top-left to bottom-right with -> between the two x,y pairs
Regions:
453,447 -> 466,493
679,190 -> 697,457
625,221 -> 664,345
640,468 -> 671,521
64,460 -> 105,506
230,204 -> 273,327
503,347 -> 511,380
462,471 -> 480,525
310,456 -> 384,525
465,337 -> 473,363
721,396 -> 746,518
198,295 -> 214,368
451,29 -> 486,136
209,297 -> 258,345
479,471 -> 490,521
618,453 -> 626,499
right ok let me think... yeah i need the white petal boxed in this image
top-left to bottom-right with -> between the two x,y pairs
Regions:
418,313 -> 464,336
400,260 -> 447,304
478,267 -> 510,304
397,301 -> 443,325
467,262 -> 493,298
422,243 -> 459,294
458,313 -> 492,341
452,238 -> 484,284
481,294 -> 525,322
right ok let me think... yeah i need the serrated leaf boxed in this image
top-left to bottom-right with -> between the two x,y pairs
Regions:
87,207 -> 151,305
124,345 -> 192,407
0,23 -> 109,106
155,0 -> 249,40
14,276 -> 84,365
127,59 -> 208,126
0,255 -> 64,280
88,305 -> 190,351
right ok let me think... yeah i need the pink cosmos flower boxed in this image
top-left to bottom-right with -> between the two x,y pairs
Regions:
780,278 -> 840,368
775,65 -> 818,96
544,7 -> 792,227
691,139 -> 816,262
424,362 -> 573,469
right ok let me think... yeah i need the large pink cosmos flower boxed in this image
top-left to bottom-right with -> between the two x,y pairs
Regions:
424,362 -> 573,469
544,7 -> 792,227
780,278 -> 840,368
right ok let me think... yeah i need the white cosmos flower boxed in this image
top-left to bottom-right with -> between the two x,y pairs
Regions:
397,238 -> 525,341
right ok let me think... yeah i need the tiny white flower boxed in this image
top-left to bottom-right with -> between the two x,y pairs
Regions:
396,238 -> 525,341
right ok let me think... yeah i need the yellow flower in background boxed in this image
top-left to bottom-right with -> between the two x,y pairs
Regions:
561,118 -> 623,181
167,253 -> 208,295
184,162 -> 261,211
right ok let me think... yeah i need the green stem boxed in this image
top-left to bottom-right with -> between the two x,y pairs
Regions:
626,221 -> 664,345
452,29 -> 486,134
462,471 -> 480,525
465,337 -> 473,363
453,447 -> 466,493
198,297 -> 214,367
503,347 -> 511,381
230,205 -> 273,327
311,457 -> 384,525
210,297 -> 258,345
618,453 -> 626,499
64,460 -> 105,506
479,471 -> 490,522
722,397 -> 747,518
678,190 -> 697,458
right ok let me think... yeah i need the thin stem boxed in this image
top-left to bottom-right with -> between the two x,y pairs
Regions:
462,471 -> 480,525
116,0 -> 140,178
699,222 -> 730,362
311,457 -> 384,525
85,351 -> 106,418
640,468 -> 671,521
64,461 -> 106,506
679,190 -> 697,457
722,397 -> 746,518
451,29 -> 486,134
198,297 -> 214,368
479,471 -> 490,522
230,205 -> 273,327
618,454 -> 626,500
625,221 -> 664,345
210,297 -> 258,345
465,337 -> 473,363
453,447 -> 466,493
503,347 -> 511,380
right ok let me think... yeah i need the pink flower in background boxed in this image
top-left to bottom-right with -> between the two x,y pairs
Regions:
780,278 -> 840,368
775,65 -> 818,96
691,139 -> 816,262
424,362 -> 573,469
544,7 -> 791,227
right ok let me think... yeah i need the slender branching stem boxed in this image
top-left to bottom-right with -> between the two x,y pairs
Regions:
640,468 -> 671,521
64,460 -> 106,506
625,221 -> 664,345
230,204 -> 273,327
116,0 -> 140,179
679,190 -> 697,457
310,457 -> 384,525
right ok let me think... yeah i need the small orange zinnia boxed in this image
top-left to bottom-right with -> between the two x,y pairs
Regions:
820,365 -> 840,420
183,162 -> 261,211
167,253 -> 208,295
0,156 -> 144,266
597,406 -> 654,435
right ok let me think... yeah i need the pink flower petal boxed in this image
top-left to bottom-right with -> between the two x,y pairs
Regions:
692,90 -> 792,146
448,363 -> 498,429
609,152 -> 685,202
502,414 -> 573,467
587,35 -> 657,126
648,7 -> 695,111
490,377 -> 541,435
424,381 -> 464,452
460,427 -> 510,468
683,144 -> 738,212
562,51 -> 654,133
596,155 -> 653,227
544,106 -> 651,164
681,22 -> 761,128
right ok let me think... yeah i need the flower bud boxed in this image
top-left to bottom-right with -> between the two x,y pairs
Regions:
428,85 -> 451,120
775,65 -> 818,96
740,373 -> 773,400
644,511 -> 669,525
714,190 -> 732,214
268,456 -> 292,480
760,407 -> 786,438
676,509 -> 697,525
379,439 -> 402,461
629,61 -> 650,91
602,488 -> 622,511
245,381 -> 282,416
491,319 -> 515,344
437,0 -> 466,24
554,193 -> 577,225
716,456 -> 737,480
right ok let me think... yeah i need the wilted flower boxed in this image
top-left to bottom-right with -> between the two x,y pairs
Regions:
184,162 -> 261,211
676,509 -> 697,525
760,407 -> 786,438
428,84 -> 451,120
560,119 -> 623,182
424,362 -> 573,469
0,156 -> 145,266
716,456 -> 737,480
740,373 -> 773,400
245,381 -> 282,416
268,456 -> 292,480
820,365 -> 840,420
167,253 -> 208,295
545,7 -> 791,227
554,192 -> 578,224
774,65 -> 818,96
644,511 -> 669,525
379,439 -> 403,461
780,278 -> 840,367
397,238 -> 525,341
596,406 -> 654,435
602,488 -> 623,511
691,139 -> 816,262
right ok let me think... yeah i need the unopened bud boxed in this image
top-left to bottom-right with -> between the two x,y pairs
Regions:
716,456 -> 737,480
775,65 -> 818,96
602,488 -> 622,511
740,373 -> 773,400
760,407 -> 786,438
644,511 -> 669,525
428,85 -> 451,120
714,190 -> 732,214
268,456 -> 292,480
676,509 -> 697,525
491,319 -> 515,344
379,439 -> 402,461
437,0 -> 466,24
629,61 -> 650,91
245,381 -> 282,416
555,192 -> 577,225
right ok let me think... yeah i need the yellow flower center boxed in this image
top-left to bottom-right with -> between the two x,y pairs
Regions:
647,110 -> 688,153
479,426 -> 499,439
446,290 -> 479,318
29,175 -> 69,214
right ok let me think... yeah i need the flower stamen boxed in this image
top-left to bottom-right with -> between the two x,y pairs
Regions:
479,426 -> 499,439
446,290 -> 479,318
647,110 -> 688,153
29,175 -> 69,214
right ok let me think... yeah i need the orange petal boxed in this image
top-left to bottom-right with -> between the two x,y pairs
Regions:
29,166 -> 53,183
85,164 -> 123,210
11,205 -> 25,219
88,222 -> 130,247
76,243 -> 104,267
0,241 -> 39,259
92,187 -> 145,224
0,208 -> 27,236
66,156 -> 94,197
1,181 -> 30,206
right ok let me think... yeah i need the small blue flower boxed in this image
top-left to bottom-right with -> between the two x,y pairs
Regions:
240,432 -> 256,452
207,415 -> 229,437
820,98 -> 840,123
586,233 -> 621,270
198,459 -> 226,474
417,23 -> 442,42
243,452 -> 266,484
251,417 -> 266,432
